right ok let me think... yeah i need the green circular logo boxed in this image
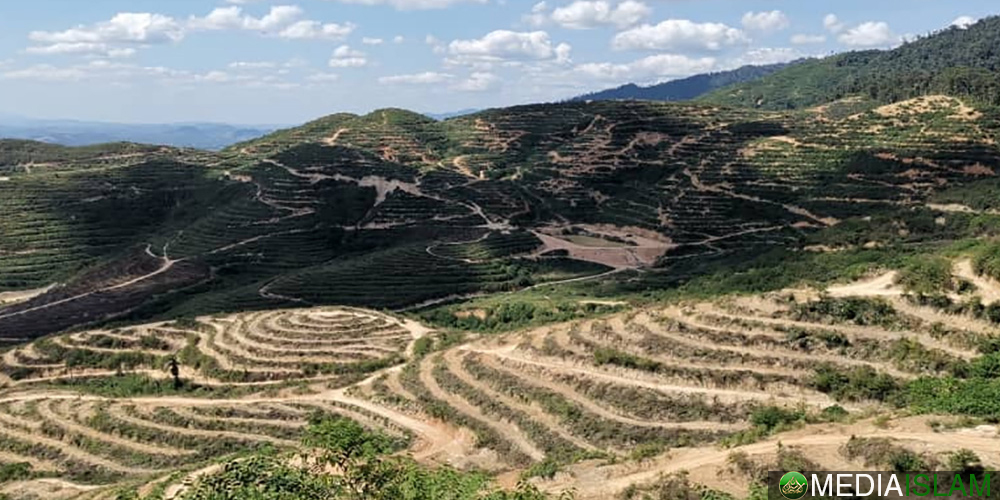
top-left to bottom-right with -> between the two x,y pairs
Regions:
779,471 -> 808,500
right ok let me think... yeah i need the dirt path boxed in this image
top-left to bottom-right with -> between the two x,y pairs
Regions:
476,354 -> 746,432
323,128 -> 350,146
468,343 -> 838,407
683,168 -> 838,227
416,356 -> 545,461
639,310 -> 919,380
106,405 -> 298,448
545,418 -> 1000,499
0,244 -> 181,321
38,399 -> 194,457
955,259 -> 1000,304
827,271 -> 902,298
443,350 -> 598,452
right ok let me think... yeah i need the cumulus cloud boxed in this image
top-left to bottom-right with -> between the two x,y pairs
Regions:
741,11 -> 789,33
328,45 -> 369,67
612,19 -> 746,52
378,71 -> 454,84
27,13 -> 184,56
823,14 -> 845,34
549,1 -> 650,30
574,53 -> 715,81
362,37 -> 384,45
790,34 -> 826,45
188,6 -> 355,40
838,21 -> 898,47
447,30 -> 572,65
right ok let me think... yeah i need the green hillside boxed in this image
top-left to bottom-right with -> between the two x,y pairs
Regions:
2,91 -> 999,340
701,16 -> 1000,110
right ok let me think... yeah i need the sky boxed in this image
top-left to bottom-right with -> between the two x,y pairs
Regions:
0,0 -> 995,125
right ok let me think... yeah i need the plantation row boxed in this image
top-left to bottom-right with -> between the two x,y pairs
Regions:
348,286 -> 999,477
0,307 -> 414,387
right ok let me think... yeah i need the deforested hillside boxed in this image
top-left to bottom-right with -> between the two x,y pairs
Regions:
701,16 -> 1000,110
2,268 -> 1000,499
2,92 -> 1000,340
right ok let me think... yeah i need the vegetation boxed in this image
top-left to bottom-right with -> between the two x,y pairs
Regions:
571,62 -> 793,103
702,16 -> 1000,109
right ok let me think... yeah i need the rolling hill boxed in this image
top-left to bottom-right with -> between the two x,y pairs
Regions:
2,93 -> 999,341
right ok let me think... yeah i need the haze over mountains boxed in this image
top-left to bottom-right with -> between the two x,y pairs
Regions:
0,116 -> 278,150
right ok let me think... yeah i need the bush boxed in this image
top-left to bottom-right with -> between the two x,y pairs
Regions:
812,365 -> 900,402
896,256 -> 954,294
749,406 -> 804,431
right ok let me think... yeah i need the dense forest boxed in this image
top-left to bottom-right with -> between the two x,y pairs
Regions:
702,16 -> 1000,109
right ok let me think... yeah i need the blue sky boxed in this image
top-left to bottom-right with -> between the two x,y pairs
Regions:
0,0 -> 994,124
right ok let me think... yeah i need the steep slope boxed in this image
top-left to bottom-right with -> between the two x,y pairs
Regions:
1,96 -> 999,340
702,16 -> 1000,109
571,62 -> 794,103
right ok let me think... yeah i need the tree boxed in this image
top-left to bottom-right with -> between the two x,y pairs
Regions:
166,355 -> 181,390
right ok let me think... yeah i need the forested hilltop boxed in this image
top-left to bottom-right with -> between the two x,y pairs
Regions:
570,62 -> 794,103
702,16 -> 1000,109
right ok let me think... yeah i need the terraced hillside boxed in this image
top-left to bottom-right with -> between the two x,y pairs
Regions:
0,306 -> 430,498
1,264 -> 999,499
4,92 -> 999,340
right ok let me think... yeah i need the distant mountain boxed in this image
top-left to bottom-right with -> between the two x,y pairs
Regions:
0,117 -> 278,150
700,16 -> 1000,110
424,109 -> 480,120
569,62 -> 796,103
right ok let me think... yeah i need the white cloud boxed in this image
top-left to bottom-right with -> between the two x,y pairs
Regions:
328,45 -> 369,67
393,35 -> 405,43
790,34 -> 826,45
612,19 -> 746,52
523,2 -> 549,27
452,71 -> 499,91
362,37 -> 384,45
574,53 -> 715,81
448,30 -> 572,65
741,10 -> 789,33
823,14 -> 845,34
188,6 -> 354,40
229,61 -> 278,69
30,13 -> 184,45
838,21 -> 897,47
951,16 -> 977,29
550,1 -> 650,30
325,0 -> 488,10
379,71 -> 454,84
27,13 -> 183,56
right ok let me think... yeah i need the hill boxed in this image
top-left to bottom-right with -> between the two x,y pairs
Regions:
701,16 -> 1000,109
2,94 -> 1000,341
570,62 -> 794,103
2,272 -> 1000,498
